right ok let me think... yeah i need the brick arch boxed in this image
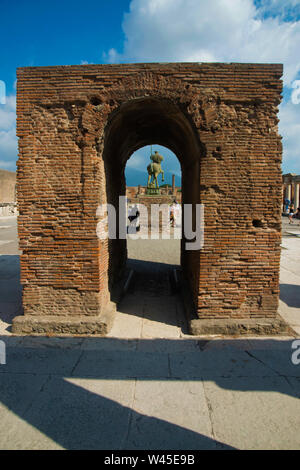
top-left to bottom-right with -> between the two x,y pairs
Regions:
92,70 -> 203,106
80,70 -> 218,159
13,63 -> 287,336
98,94 -> 203,297
77,74 -> 207,305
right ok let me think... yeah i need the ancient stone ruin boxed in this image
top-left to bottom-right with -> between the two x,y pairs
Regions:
0,169 -> 17,216
13,62 -> 287,335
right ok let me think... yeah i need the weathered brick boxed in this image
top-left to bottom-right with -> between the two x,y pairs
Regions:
13,62 -> 283,334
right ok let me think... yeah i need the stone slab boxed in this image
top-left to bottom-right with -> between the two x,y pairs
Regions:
0,376 -> 135,450
136,338 -> 200,353
72,350 -> 170,379
202,377 -> 300,449
12,308 -> 116,336
0,373 -> 51,450
0,346 -> 82,375
189,317 -> 295,336
126,379 -> 229,450
244,346 -> 300,377
169,350 -> 279,379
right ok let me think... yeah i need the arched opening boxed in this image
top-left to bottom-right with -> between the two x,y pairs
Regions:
13,63 -> 284,337
125,144 -> 181,298
101,97 -> 202,329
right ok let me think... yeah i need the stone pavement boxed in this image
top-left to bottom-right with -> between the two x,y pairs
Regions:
0,216 -> 299,449
279,216 -> 300,336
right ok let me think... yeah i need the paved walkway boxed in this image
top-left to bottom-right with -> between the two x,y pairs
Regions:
0,216 -> 299,449
109,239 -> 185,339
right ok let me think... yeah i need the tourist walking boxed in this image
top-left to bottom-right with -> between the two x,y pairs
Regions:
288,203 -> 295,223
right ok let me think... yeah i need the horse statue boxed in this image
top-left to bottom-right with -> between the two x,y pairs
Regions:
147,151 -> 164,189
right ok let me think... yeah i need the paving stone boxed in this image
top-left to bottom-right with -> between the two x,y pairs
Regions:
0,373 -> 50,449
169,350 -> 278,379
72,350 -> 170,379
81,337 -> 138,351
1,376 -> 135,450
0,347 -> 82,376
136,338 -> 199,353
202,377 -> 300,449
126,379 -> 227,450
108,312 -> 143,339
244,347 -> 300,377
18,336 -> 85,350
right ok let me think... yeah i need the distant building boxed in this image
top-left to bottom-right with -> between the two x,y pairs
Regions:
0,169 -> 16,203
126,185 -> 182,203
282,173 -> 300,211
0,169 -> 17,216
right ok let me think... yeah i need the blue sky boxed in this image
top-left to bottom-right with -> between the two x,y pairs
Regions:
0,0 -> 130,95
126,146 -> 181,187
1,0 -> 300,183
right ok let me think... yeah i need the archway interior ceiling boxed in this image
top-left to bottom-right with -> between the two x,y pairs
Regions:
103,98 -> 200,172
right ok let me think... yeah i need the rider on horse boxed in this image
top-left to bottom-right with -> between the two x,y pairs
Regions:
150,151 -> 163,169
147,151 -> 164,189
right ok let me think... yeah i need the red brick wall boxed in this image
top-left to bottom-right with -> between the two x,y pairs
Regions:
16,63 -> 283,324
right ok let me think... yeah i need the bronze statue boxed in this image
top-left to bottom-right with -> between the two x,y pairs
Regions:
147,151 -> 165,189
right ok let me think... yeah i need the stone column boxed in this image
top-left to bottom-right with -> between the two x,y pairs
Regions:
172,174 -> 175,195
294,183 -> 300,209
287,184 -> 292,202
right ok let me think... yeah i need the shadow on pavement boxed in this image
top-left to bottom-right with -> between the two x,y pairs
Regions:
280,284 -> 300,308
0,248 -> 299,449
0,255 -> 22,332
0,370 -> 234,450
0,335 -> 299,449
119,258 -> 186,328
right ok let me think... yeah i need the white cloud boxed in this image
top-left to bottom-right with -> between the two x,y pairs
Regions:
279,98 -> 300,173
126,151 -> 145,170
0,80 -> 5,105
122,0 -> 255,63
1,1 -> 299,175
103,0 -> 300,173
0,95 -> 16,130
102,48 -> 121,64
0,95 -> 17,171
117,0 -> 300,84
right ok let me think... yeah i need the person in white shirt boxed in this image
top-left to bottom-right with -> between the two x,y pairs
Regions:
170,200 -> 181,228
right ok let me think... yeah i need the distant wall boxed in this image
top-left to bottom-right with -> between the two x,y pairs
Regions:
126,186 -> 182,202
282,173 -> 300,210
0,169 -> 16,202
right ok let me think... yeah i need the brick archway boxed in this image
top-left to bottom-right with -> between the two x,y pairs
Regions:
13,63 -> 288,335
101,91 -> 203,301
